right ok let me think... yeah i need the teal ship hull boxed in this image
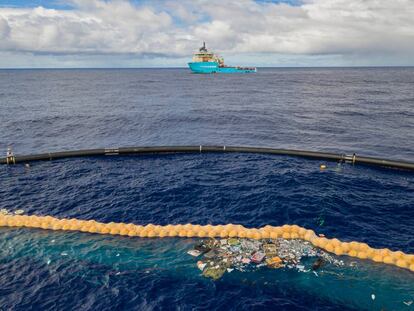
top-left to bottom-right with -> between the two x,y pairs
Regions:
188,62 -> 256,73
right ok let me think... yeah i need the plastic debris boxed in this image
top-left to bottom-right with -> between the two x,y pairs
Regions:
266,256 -> 283,269
197,261 -> 206,271
194,242 -> 211,254
187,249 -> 202,257
204,250 -> 217,259
315,215 -> 325,227
371,294 -> 375,300
189,237 -> 344,280
296,265 -> 308,272
0,209 -> 9,215
403,301 -> 413,306
251,252 -> 265,263
228,238 -> 240,246
263,243 -> 277,257
203,265 -> 226,280
14,209 -> 25,215
312,258 -> 325,271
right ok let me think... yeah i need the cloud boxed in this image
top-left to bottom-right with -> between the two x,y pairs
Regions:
194,0 -> 414,55
0,0 -> 414,66
0,1 -> 185,55
0,16 -> 10,40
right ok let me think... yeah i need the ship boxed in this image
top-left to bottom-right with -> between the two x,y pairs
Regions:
188,42 -> 257,74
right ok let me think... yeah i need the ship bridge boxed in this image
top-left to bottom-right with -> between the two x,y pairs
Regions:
192,42 -> 224,65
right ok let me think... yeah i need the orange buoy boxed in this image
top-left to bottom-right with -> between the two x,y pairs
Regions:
334,246 -> 344,256
396,259 -> 408,269
357,252 -> 368,259
348,250 -> 357,257
325,243 -> 334,253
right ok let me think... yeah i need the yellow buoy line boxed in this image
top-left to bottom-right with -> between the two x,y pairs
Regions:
0,213 -> 413,272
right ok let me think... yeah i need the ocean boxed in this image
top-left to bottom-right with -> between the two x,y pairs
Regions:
0,68 -> 413,310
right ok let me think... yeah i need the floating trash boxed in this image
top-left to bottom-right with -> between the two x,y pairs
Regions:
227,238 -> 240,246
202,265 -> 226,280
197,261 -> 206,271
251,252 -> 265,263
188,238 -> 344,280
312,258 -> 325,271
14,209 -> 24,215
266,256 -> 283,269
266,256 -> 284,269
187,249 -> 202,257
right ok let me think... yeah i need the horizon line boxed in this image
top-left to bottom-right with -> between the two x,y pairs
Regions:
1,65 -> 414,70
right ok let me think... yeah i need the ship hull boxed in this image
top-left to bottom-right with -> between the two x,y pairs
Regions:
188,62 -> 256,73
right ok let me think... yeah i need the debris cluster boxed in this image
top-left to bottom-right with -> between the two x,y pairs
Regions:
0,209 -> 24,216
187,238 -> 344,280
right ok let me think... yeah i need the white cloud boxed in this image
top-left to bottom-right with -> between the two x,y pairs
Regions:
0,1 -> 185,55
0,16 -> 10,40
0,0 -> 414,67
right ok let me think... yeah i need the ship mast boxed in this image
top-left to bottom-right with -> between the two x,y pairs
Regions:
200,42 -> 207,52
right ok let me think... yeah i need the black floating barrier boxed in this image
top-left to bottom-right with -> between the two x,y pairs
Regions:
1,145 -> 414,172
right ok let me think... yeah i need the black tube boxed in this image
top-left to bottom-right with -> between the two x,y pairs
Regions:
1,145 -> 413,171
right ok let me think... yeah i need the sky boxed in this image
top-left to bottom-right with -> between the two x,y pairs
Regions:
0,0 -> 414,68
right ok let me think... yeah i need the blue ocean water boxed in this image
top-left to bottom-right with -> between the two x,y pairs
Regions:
0,68 -> 414,310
